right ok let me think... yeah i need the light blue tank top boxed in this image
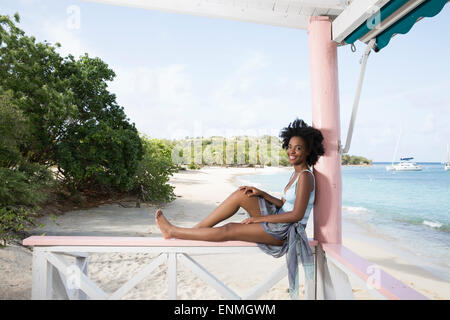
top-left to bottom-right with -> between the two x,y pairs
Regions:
281,169 -> 315,225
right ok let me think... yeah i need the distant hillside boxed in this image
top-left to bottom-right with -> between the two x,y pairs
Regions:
160,136 -> 372,168
165,135 -> 289,168
342,154 -> 372,165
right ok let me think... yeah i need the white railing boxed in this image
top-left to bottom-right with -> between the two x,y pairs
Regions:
25,236 -> 318,300
24,236 -> 428,300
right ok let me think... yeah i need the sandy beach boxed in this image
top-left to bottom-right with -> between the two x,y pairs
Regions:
0,166 -> 448,300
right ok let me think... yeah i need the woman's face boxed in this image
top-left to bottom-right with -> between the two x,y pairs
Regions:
286,136 -> 310,166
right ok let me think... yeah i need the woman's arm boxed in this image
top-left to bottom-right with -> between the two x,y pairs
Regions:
239,186 -> 284,208
242,172 -> 314,224
260,191 -> 285,209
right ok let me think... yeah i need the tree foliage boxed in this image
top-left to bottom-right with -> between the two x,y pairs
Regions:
133,137 -> 179,202
0,13 -> 162,244
0,13 -> 143,192
171,136 -> 289,167
0,89 -> 53,207
0,206 -> 41,246
53,55 -> 143,191
0,13 -> 77,165
342,154 -> 372,165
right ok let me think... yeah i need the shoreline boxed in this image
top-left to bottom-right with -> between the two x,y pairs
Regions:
342,217 -> 450,283
225,166 -> 450,298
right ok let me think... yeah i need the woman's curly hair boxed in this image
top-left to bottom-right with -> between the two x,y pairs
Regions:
279,118 -> 325,166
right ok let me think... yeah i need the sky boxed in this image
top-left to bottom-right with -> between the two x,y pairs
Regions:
1,0 -> 449,162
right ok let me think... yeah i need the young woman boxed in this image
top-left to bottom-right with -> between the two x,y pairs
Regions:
155,118 -> 325,299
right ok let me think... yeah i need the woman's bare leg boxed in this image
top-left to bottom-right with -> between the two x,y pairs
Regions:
193,188 -> 262,228
156,209 -> 283,246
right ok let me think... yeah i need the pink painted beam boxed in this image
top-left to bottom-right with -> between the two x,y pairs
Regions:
308,16 -> 342,245
23,236 -> 318,248
322,244 -> 428,300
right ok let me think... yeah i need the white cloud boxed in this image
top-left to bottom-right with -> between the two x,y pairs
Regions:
110,64 -> 195,109
108,64 -> 198,138
106,53 -> 312,140
368,82 -> 450,113
18,0 -> 43,5
420,113 -> 435,134
209,53 -> 311,133
213,54 -> 266,100
236,53 -> 266,74
42,20 -> 93,58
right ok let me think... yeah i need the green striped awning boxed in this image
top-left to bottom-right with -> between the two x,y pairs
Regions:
344,0 -> 448,51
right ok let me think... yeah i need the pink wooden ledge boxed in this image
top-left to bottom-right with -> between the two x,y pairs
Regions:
321,243 -> 428,300
23,236 -> 318,248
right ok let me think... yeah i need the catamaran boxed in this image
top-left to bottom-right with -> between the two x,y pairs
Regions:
386,157 -> 423,171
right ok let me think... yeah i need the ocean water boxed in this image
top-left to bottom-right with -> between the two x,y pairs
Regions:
236,163 -> 450,281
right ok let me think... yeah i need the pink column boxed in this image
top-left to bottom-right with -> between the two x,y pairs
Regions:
308,16 -> 342,244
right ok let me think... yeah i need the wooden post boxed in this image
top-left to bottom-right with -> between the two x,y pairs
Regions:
75,255 -> 88,300
308,16 -> 351,300
31,248 -> 53,299
167,253 -> 177,299
308,16 -> 342,245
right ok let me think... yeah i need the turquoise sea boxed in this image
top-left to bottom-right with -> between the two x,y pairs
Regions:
236,163 -> 450,281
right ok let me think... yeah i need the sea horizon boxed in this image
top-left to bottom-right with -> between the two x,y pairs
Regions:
373,161 -> 445,164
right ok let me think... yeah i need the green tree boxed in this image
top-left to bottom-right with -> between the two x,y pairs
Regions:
54,54 -> 143,191
0,13 -> 77,165
341,154 -> 372,165
1,13 -> 143,192
0,13 -> 156,245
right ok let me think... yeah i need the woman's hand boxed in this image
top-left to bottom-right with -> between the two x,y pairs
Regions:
238,186 -> 264,198
240,216 -> 264,224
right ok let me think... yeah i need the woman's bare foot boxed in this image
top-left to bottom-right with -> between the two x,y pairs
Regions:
155,209 -> 173,239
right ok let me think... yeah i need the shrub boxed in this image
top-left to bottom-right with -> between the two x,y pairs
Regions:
0,91 -> 29,168
279,158 -> 290,167
0,164 -> 53,207
133,137 -> 179,202
188,162 -> 201,170
0,89 -> 54,207
55,121 -> 143,192
0,207 -> 42,246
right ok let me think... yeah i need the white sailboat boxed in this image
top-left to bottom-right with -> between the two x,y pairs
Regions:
445,144 -> 450,171
386,125 -> 422,171
386,126 -> 402,171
